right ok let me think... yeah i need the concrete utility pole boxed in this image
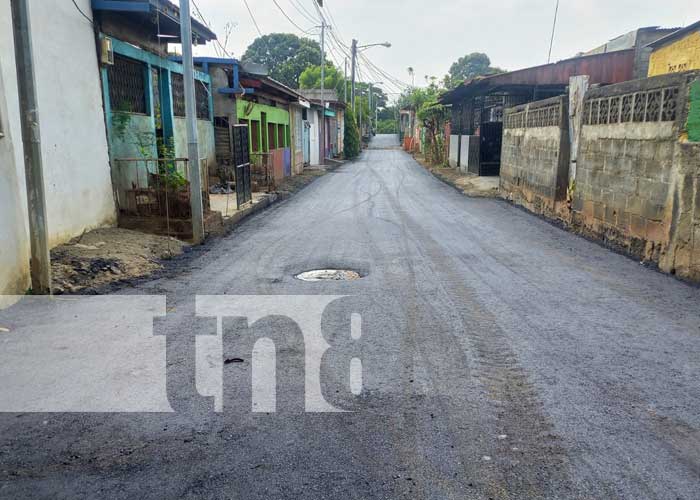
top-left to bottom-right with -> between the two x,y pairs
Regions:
369,83 -> 373,134
351,39 -> 357,112
320,20 -> 326,164
11,0 -> 52,294
179,0 -> 205,244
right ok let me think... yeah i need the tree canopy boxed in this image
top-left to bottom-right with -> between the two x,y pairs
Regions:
445,53 -> 505,88
242,33 -> 325,88
299,64 -> 346,96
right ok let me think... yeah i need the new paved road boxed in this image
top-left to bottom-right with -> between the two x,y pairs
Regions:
1,135 -> 699,499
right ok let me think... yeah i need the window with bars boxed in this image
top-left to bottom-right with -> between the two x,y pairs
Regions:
171,73 -> 186,117
171,73 -> 211,120
107,55 -> 147,114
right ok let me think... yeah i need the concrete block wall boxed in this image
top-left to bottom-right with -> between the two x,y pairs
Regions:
500,96 -> 569,218
500,71 -> 700,283
572,72 -> 700,281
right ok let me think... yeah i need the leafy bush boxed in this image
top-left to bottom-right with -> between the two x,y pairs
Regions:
344,107 -> 360,159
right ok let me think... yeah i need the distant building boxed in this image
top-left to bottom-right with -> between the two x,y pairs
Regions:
583,26 -> 680,79
647,21 -> 700,77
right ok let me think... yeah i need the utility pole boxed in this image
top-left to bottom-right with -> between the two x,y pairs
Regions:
368,83 -> 373,134
320,20 -> 326,164
350,39 -> 357,112
179,0 -> 205,244
11,0 -> 52,294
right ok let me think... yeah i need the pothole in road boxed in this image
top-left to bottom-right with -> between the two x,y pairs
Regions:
295,269 -> 362,282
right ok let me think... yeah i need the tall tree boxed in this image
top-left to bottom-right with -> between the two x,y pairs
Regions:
299,64 -> 345,96
242,33 -> 325,88
446,53 -> 504,88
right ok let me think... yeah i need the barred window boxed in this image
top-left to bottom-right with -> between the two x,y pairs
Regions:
171,73 -> 210,120
171,73 -> 186,117
107,54 -> 147,114
196,81 -> 210,120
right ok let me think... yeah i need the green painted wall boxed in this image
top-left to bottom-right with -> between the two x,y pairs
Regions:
237,99 -> 290,125
237,99 -> 290,152
688,80 -> 700,142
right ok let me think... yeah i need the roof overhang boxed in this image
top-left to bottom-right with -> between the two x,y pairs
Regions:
440,49 -> 635,104
92,0 -> 217,43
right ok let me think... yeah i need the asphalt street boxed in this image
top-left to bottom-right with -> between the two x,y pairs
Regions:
1,134 -> 699,499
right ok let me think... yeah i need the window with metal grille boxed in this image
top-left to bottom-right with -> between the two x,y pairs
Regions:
196,81 -> 210,120
171,73 -> 210,120
171,73 -> 186,117
107,54 -> 147,114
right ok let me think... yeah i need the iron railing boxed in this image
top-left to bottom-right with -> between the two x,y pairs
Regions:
113,157 -> 209,219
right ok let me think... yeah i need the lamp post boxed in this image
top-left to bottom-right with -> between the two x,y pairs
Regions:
351,40 -> 391,111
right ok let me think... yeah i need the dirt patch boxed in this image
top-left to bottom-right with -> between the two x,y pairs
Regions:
274,168 -> 328,195
50,228 -> 188,294
413,155 -> 499,198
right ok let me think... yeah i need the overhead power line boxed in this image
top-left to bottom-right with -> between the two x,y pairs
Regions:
242,0 -> 264,37
272,0 -> 317,35
288,0 -> 319,25
70,0 -> 94,25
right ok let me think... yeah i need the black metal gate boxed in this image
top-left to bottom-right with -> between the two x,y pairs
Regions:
479,122 -> 503,176
232,124 -> 252,208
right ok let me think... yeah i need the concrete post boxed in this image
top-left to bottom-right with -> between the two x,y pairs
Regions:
179,0 -> 205,244
11,0 -> 52,294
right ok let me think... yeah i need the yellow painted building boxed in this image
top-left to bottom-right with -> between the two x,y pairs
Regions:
648,21 -> 700,77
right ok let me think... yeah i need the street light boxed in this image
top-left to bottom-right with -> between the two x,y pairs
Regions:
351,40 -> 391,109
358,42 -> 392,51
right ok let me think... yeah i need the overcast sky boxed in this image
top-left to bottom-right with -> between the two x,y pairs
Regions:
185,0 -> 693,95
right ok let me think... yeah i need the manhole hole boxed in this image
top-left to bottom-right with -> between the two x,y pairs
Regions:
295,269 -> 362,282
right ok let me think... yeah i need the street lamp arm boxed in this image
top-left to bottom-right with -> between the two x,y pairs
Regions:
358,42 -> 391,51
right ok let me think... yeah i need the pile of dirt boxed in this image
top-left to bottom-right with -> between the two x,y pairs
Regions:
414,155 -> 499,198
274,168 -> 327,194
50,227 -> 188,294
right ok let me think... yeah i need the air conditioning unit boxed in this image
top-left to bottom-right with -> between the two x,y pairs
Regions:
100,36 -> 114,66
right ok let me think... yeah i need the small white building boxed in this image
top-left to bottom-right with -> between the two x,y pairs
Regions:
0,0 -> 116,295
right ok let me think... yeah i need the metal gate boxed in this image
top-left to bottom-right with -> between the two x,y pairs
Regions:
479,122 -> 503,176
232,124 -> 252,208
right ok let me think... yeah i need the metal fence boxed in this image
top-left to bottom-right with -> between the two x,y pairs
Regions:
113,157 -> 210,219
250,152 -> 274,192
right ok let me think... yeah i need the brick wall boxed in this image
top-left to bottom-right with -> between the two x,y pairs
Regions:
500,96 -> 570,218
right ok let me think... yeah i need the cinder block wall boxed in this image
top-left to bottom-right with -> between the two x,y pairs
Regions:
500,96 -> 570,218
499,71 -> 700,282
572,72 -> 700,281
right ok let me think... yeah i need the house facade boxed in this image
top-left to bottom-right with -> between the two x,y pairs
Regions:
648,21 -> 700,77
0,0 -> 116,295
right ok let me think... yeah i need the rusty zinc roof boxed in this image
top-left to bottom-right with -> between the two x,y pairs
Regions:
440,50 -> 636,104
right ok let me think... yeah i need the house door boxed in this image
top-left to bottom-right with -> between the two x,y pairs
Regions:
479,122 -> 503,176
309,112 -> 319,165
303,121 -> 311,165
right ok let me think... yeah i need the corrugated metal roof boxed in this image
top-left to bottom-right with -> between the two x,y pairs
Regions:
440,50 -> 635,104
646,20 -> 700,49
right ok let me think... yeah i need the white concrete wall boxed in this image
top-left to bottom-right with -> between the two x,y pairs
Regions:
173,117 -> 217,179
308,109 -> 320,166
449,134 -> 460,168
0,51 -> 30,296
0,0 -> 116,294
